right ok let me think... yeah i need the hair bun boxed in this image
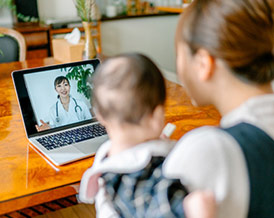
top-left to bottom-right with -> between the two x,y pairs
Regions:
180,0 -> 274,84
234,53 -> 274,83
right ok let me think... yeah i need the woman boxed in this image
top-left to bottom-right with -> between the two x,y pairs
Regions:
164,0 -> 274,218
36,76 -> 92,131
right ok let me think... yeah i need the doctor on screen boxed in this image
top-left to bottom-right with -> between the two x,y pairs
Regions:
35,76 -> 92,132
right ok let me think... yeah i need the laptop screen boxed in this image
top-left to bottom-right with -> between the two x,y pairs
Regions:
12,59 -> 100,137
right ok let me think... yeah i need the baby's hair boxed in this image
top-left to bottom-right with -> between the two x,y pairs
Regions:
178,0 -> 274,84
54,76 -> 70,88
92,53 -> 166,124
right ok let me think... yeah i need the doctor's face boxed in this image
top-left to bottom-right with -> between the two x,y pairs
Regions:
55,79 -> 70,98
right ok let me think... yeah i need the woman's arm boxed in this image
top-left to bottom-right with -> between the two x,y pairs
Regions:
35,119 -> 50,132
163,126 -> 249,218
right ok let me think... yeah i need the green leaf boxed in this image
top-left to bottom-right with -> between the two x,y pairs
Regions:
77,81 -> 82,92
73,0 -> 96,22
65,65 -> 92,100
74,0 -> 87,21
17,12 -> 38,22
0,0 -> 37,22
61,67 -> 68,72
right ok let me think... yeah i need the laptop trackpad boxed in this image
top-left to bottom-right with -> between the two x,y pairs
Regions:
74,135 -> 108,154
49,146 -> 85,165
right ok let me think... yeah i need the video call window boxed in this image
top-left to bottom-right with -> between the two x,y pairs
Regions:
24,64 -> 95,131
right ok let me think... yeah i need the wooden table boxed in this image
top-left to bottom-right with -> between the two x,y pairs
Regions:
157,6 -> 184,13
0,58 -> 221,215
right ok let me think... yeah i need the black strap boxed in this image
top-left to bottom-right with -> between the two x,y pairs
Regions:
222,122 -> 274,218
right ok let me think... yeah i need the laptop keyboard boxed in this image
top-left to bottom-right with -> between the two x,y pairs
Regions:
36,123 -> 107,151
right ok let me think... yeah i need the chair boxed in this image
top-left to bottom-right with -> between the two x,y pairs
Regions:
0,27 -> 26,63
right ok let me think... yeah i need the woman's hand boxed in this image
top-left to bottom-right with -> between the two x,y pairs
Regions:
35,120 -> 50,132
183,190 -> 216,218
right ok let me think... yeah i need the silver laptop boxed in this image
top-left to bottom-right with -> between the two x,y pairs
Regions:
12,59 -> 108,166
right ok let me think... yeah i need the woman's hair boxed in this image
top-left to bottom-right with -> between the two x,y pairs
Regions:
178,0 -> 274,83
92,53 -> 166,124
54,76 -> 70,88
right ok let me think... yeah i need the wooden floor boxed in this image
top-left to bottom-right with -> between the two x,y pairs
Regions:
35,204 -> 96,218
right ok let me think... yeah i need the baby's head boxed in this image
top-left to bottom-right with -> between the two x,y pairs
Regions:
92,53 -> 166,137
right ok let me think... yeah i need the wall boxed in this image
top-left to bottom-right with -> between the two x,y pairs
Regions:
0,8 -> 13,26
0,1 -> 179,72
101,15 -> 179,72
37,0 -> 78,20
0,0 -> 80,24
37,0 -> 105,21
36,1 -> 179,72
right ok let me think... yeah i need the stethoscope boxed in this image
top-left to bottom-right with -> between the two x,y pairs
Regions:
56,97 -> 82,123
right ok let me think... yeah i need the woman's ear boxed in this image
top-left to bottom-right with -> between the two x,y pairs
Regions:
194,49 -> 215,81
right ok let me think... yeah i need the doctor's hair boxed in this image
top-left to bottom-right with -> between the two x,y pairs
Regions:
92,53 -> 166,124
177,0 -> 274,84
54,76 -> 70,88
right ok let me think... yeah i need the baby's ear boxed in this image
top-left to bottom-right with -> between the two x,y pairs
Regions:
150,105 -> 165,131
152,105 -> 165,120
95,112 -> 107,126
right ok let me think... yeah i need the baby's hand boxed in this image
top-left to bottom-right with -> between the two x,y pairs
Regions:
183,191 -> 216,218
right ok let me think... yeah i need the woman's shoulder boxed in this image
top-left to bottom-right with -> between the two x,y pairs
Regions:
174,125 -> 235,152
163,126 -> 250,218
163,125 -> 246,179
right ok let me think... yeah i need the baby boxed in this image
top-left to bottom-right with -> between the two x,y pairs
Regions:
79,53 -> 215,218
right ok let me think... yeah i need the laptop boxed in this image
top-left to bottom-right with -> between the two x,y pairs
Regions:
12,59 -> 108,166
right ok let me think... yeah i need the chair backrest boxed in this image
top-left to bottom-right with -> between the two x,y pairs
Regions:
0,27 -> 26,63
